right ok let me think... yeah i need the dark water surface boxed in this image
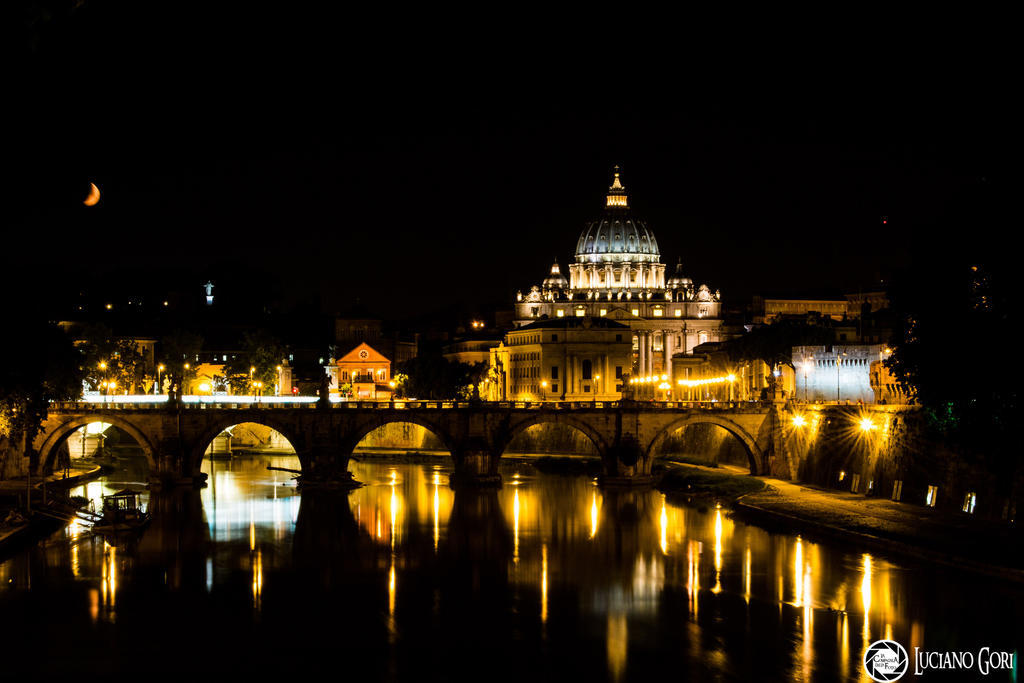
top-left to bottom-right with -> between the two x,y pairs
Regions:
1,456 -> 1021,682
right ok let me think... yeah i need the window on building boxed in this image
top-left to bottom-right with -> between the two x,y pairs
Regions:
615,334 -> 622,342
575,308 -> 585,317
551,366 -> 558,380
583,385 -> 591,392
631,308 -> 640,316
556,310 -> 565,317
552,334 -> 558,342
698,331 -> 708,345
653,308 -> 663,317
582,359 -> 592,380
653,333 -> 663,352
674,309 -> 682,317
599,309 -> 607,316
531,307 -> 539,317
615,366 -> 622,379
632,335 -> 639,350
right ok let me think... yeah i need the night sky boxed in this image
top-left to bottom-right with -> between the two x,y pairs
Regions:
11,5 -> 1016,321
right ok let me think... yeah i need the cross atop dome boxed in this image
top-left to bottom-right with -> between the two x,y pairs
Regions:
606,166 -> 629,208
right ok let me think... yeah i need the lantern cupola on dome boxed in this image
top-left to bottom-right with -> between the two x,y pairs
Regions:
542,260 -> 569,290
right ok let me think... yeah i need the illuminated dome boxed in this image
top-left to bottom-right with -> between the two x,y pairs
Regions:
574,168 -> 660,265
542,261 -> 568,289
668,259 -> 692,288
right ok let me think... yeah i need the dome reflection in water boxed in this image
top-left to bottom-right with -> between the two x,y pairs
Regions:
1,457 -> 1022,681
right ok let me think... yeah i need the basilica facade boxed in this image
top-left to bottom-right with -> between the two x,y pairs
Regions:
514,169 -> 723,379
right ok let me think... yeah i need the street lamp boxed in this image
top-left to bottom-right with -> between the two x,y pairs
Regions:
802,355 -> 814,402
157,364 -> 165,395
835,352 -> 846,402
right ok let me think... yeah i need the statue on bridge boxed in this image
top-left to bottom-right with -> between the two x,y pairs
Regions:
317,370 -> 332,409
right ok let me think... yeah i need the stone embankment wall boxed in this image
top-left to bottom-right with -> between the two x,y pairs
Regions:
504,423 -> 599,456
788,406 -> 1019,521
354,421 -> 601,456
356,422 -> 445,451
653,423 -> 750,467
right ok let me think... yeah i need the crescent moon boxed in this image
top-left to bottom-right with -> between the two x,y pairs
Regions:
83,182 -> 101,206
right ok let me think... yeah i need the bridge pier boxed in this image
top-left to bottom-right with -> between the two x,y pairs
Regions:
147,438 -> 208,490
766,401 -> 796,479
449,449 -> 502,488
598,437 -> 655,488
302,445 -> 361,490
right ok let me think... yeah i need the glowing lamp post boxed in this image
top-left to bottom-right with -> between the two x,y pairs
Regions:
835,352 -> 847,402
801,355 -> 814,402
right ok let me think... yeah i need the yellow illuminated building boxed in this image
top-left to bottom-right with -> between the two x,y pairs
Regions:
488,317 -> 631,401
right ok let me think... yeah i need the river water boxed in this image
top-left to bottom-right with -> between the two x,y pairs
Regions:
1,455 -> 1020,681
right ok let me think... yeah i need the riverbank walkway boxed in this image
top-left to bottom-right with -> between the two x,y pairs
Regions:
0,465 -> 102,496
724,466 -> 1024,580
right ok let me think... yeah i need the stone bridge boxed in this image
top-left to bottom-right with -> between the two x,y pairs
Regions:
34,399 -> 793,487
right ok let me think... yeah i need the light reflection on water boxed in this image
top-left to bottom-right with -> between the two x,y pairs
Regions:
1,457 -> 1022,680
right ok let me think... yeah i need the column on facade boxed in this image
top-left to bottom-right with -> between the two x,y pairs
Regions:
637,330 -> 646,377
646,331 -> 655,377
643,330 -> 652,377
663,329 -> 673,381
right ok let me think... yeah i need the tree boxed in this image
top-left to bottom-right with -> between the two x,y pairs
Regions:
78,324 -> 148,394
723,319 -> 834,369
885,260 -> 1015,452
0,320 -> 84,470
222,330 -> 287,395
458,362 -> 490,400
396,351 -> 481,400
159,330 -> 204,398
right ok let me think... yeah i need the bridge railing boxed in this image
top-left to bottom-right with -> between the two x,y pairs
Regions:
51,398 -> 765,412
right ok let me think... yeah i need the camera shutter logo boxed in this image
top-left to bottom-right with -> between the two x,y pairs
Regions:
864,640 -> 908,682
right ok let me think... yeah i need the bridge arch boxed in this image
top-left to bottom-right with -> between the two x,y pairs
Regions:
646,415 -> 763,474
497,413 -> 609,459
189,413 -> 306,472
36,414 -> 158,474
340,414 -> 456,458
